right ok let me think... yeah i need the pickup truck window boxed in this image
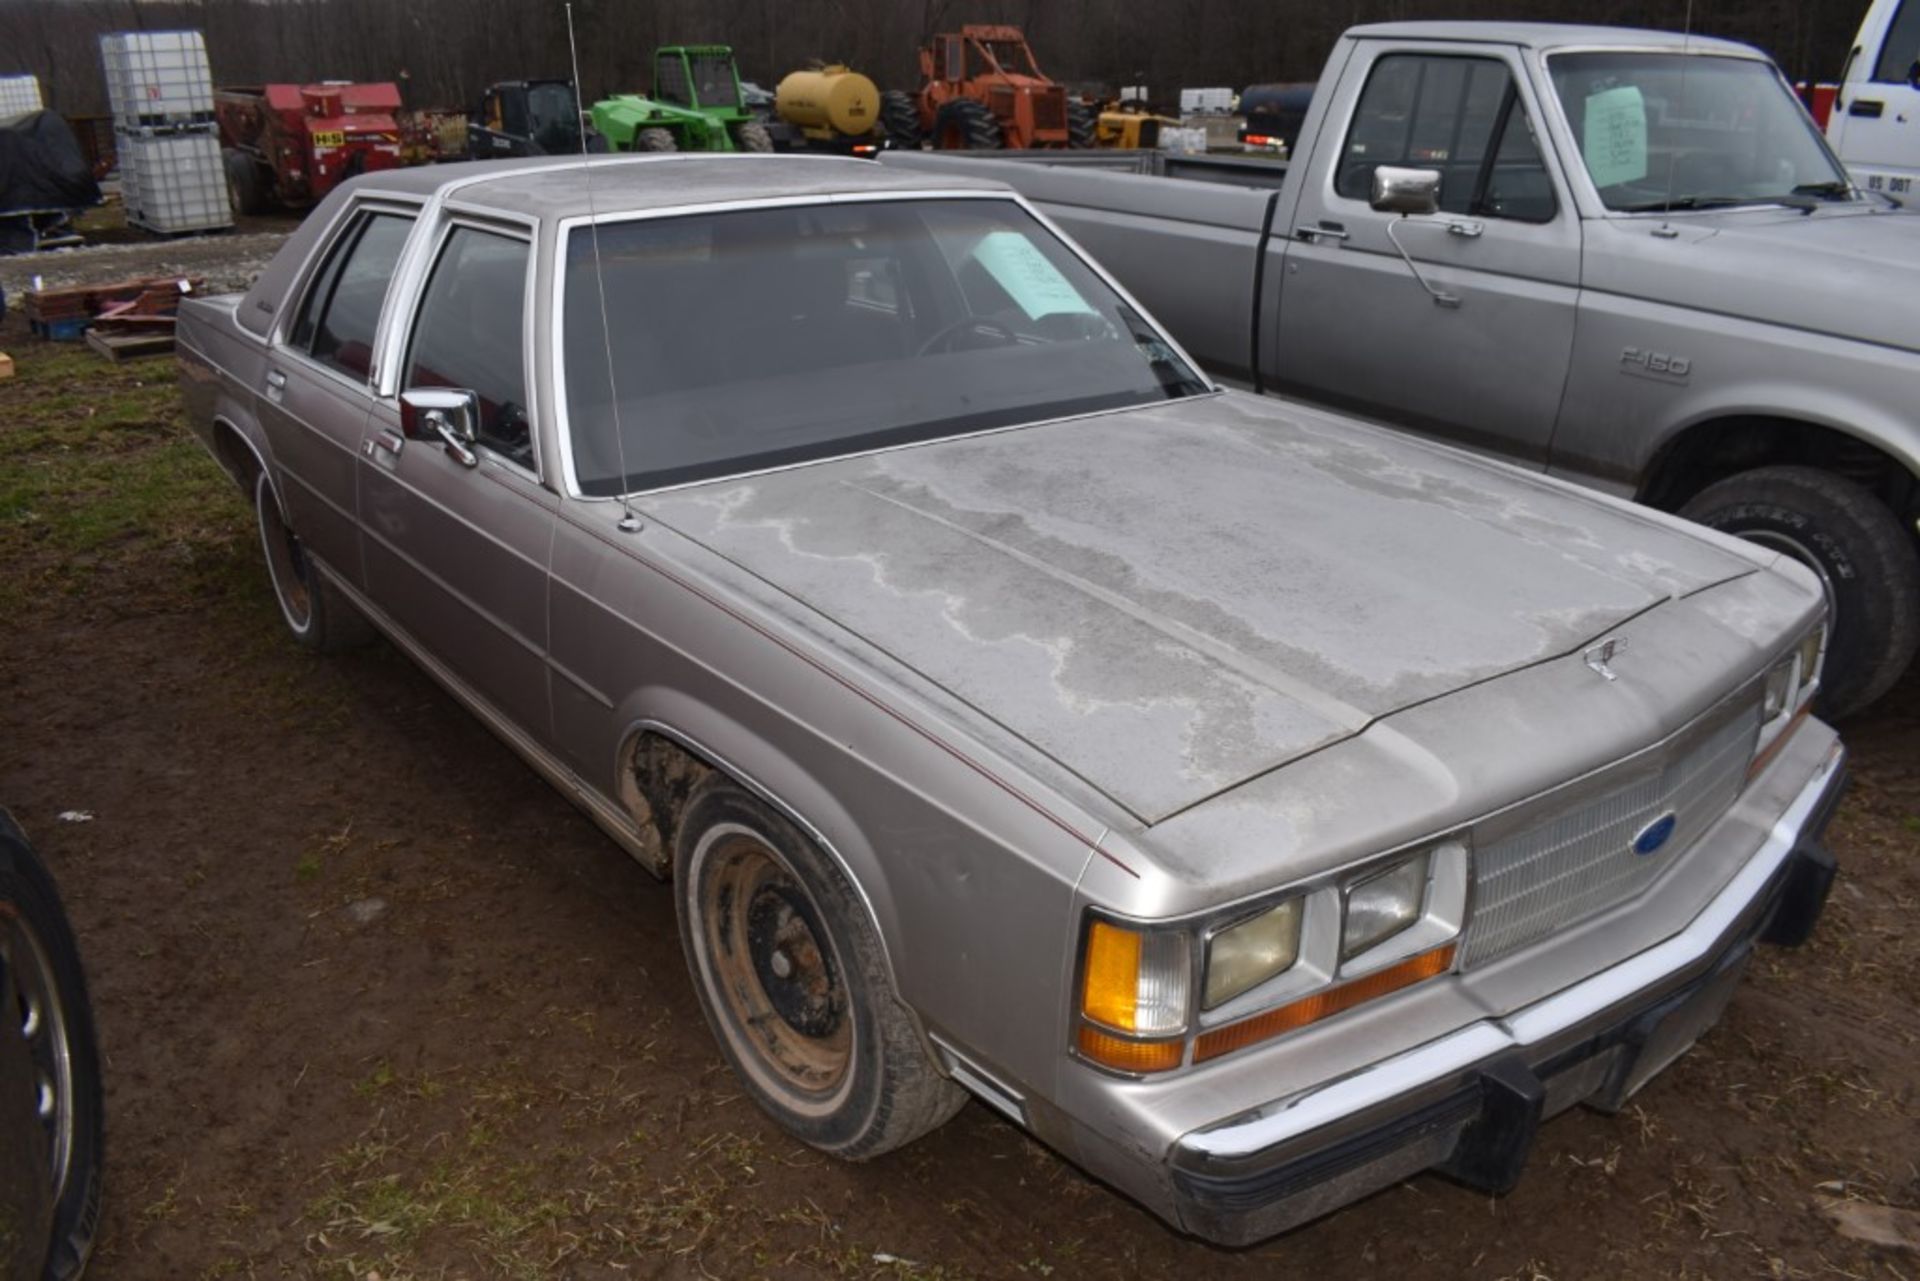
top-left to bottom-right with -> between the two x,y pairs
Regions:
1337,55 -> 1555,223
288,212 -> 414,380
1872,0 -> 1920,82
1547,52 -> 1851,211
402,227 -> 534,470
561,198 -> 1207,497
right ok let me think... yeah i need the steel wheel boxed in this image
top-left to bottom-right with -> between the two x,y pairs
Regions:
693,823 -> 855,1111
2,907 -> 74,1209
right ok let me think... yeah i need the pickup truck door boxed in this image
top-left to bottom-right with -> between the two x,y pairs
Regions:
1828,0 -> 1920,194
358,220 -> 557,744
257,206 -> 416,586
1274,43 -> 1581,465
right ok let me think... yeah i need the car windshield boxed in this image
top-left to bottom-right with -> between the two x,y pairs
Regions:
561,198 -> 1208,497
1547,52 -> 1851,212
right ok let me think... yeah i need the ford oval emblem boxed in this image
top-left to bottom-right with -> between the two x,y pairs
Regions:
1633,812 -> 1678,857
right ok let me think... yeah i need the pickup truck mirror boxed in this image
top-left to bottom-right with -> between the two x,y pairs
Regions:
400,387 -> 481,466
1370,166 -> 1443,217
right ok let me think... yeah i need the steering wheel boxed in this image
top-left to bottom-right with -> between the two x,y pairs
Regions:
917,315 -> 1019,356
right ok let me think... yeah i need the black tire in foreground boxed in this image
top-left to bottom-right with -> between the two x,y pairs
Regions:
634,127 -> 677,152
933,98 -> 1003,150
731,120 -> 775,153
673,780 -> 967,1158
1680,464 -> 1920,719
254,471 -> 373,654
879,90 -> 922,149
1066,100 -> 1097,149
0,811 -> 103,1281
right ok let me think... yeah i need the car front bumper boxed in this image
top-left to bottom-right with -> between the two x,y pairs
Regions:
1128,734 -> 1847,1246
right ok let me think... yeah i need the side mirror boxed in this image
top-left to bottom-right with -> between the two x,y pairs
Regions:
400,387 -> 481,466
1370,166 -> 1443,216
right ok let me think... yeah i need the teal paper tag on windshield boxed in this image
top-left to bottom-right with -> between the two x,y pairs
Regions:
971,232 -> 1096,319
1584,86 -> 1648,188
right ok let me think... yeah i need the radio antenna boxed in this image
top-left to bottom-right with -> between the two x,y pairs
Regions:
566,2 -> 642,533
1656,0 -> 1697,236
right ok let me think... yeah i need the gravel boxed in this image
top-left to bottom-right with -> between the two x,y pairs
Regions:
0,230 -> 290,300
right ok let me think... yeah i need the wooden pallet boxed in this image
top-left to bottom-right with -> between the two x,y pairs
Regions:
85,327 -> 175,362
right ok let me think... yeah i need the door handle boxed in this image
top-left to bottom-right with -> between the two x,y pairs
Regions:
1296,221 -> 1350,243
366,427 -> 405,460
1849,98 -> 1885,118
1445,220 -> 1485,238
265,369 -> 287,389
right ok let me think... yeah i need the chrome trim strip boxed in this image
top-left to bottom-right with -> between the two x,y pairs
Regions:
931,1034 -> 1029,1126
1176,741 -> 1843,1163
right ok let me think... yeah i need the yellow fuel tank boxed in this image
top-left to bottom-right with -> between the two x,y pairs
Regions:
776,66 -> 879,137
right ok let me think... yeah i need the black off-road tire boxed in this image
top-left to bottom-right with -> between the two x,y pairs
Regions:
880,90 -> 922,149
223,148 -> 264,216
1680,465 -> 1920,718
673,780 -> 966,1159
933,98 -> 1003,150
1066,100 -> 1097,149
254,471 -> 373,654
0,813 -> 103,1281
731,120 -> 774,153
634,127 -> 677,153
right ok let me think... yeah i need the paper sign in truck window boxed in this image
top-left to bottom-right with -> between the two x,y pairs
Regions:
1583,86 -> 1648,188
971,232 -> 1097,319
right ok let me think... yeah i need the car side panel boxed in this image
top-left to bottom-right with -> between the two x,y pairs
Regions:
544,509 -> 1101,1102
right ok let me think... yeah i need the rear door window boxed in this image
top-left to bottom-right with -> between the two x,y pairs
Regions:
288,211 -> 415,380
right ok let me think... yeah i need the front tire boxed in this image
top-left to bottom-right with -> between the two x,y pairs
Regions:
254,470 -> 371,653
633,127 -> 677,152
933,99 -> 1002,150
880,90 -> 922,149
0,815 -> 103,1281
731,120 -> 774,153
1066,100 -> 1096,149
673,781 -> 965,1158
1680,465 -> 1920,718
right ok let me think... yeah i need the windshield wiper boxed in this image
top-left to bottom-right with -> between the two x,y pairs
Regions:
1789,180 -> 1854,198
1613,195 -> 1755,213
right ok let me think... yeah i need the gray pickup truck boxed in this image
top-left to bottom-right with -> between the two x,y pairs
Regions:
884,22 -> 1920,718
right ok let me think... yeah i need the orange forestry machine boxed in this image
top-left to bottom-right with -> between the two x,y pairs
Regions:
215,82 -> 404,214
881,26 -> 1094,150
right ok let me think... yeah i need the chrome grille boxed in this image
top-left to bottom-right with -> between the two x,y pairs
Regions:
1461,705 -> 1760,968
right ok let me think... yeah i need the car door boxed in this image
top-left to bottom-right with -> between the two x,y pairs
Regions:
257,206 -> 417,587
1829,0 -> 1920,194
359,219 -> 557,743
1273,45 -> 1580,465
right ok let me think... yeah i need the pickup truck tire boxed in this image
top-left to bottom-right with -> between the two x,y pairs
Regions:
731,120 -> 774,153
1680,465 -> 1920,718
674,780 -> 966,1159
1,817 -> 104,1281
634,127 -> 677,153
880,90 -> 922,148
253,471 -> 372,654
934,99 -> 1002,151
1067,101 -> 1096,149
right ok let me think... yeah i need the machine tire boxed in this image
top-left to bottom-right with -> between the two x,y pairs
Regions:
634,127 -> 677,152
1067,100 -> 1097,149
1,814 -> 104,1281
673,779 -> 967,1159
731,120 -> 775,153
933,98 -> 1002,150
880,90 -> 922,149
223,148 -> 264,216
254,470 -> 373,654
1679,465 -> 1920,719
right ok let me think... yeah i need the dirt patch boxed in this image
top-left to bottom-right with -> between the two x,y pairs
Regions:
1,200 -> 297,301
0,321 -> 1916,1279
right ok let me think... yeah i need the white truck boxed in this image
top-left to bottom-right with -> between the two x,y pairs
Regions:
1826,0 -> 1920,196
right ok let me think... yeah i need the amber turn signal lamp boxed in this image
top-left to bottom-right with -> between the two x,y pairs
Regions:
1081,919 -> 1144,1032
1077,1024 -> 1184,1073
1193,943 -> 1457,1064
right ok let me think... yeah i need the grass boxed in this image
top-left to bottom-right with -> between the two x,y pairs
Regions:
0,342 -> 254,617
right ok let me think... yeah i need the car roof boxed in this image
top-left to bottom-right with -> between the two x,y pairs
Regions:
1343,21 -> 1762,57
346,153 -> 1008,222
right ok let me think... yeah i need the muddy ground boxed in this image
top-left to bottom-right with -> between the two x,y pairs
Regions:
0,225 -> 1916,1281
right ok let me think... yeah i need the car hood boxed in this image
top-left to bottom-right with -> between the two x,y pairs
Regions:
1583,204 -> 1920,353
643,393 -> 1759,824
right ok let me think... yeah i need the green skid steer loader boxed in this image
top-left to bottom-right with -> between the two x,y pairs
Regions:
590,45 -> 774,153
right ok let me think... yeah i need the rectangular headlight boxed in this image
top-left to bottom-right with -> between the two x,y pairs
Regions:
1203,898 -> 1302,1009
1341,850 -> 1430,960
